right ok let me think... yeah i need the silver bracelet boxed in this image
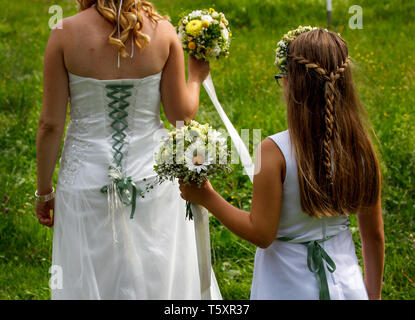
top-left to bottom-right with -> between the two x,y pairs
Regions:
35,187 -> 55,203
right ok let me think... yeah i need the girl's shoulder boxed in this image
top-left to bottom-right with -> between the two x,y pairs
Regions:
255,132 -> 288,180
267,130 -> 292,160
268,129 -> 290,142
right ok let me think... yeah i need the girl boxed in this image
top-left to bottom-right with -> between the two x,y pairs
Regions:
179,28 -> 385,300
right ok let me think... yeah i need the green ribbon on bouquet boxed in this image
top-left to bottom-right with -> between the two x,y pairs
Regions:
277,235 -> 337,300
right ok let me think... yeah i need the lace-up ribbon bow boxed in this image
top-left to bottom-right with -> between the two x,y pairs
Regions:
277,236 -> 337,300
101,166 -> 138,219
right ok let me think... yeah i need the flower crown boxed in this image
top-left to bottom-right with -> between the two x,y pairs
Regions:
274,25 -> 319,75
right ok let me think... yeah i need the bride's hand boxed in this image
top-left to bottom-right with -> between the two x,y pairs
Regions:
36,199 -> 54,227
179,180 -> 215,206
188,55 -> 210,83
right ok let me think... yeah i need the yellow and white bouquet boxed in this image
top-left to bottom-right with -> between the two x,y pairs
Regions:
154,121 -> 231,219
177,8 -> 231,61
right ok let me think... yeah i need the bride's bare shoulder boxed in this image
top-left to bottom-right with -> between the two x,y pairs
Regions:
145,15 -> 176,36
62,7 -> 102,28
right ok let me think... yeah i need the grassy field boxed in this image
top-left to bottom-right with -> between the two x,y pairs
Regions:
0,0 -> 414,300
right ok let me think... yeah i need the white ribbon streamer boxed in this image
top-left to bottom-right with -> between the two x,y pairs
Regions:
203,73 -> 255,183
117,0 -> 137,68
130,0 -> 138,59
192,74 -> 255,299
117,0 -> 123,69
191,203 -> 212,300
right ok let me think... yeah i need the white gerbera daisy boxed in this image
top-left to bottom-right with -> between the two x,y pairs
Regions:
184,143 -> 213,173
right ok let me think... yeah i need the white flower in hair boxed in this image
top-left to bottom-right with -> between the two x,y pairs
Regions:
275,25 -> 319,74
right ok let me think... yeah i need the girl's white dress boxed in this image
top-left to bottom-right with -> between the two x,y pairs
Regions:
52,72 -> 221,300
250,130 -> 368,300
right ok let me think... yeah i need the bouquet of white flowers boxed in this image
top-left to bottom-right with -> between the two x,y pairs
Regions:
177,8 -> 231,61
154,121 -> 231,219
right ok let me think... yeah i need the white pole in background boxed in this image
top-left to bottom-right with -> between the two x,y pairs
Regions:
327,0 -> 333,27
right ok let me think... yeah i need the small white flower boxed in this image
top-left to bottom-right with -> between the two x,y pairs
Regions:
212,46 -> 221,57
157,145 -> 174,164
189,10 -> 202,18
178,31 -> 186,42
208,129 -> 224,143
221,27 -> 229,41
201,15 -> 213,24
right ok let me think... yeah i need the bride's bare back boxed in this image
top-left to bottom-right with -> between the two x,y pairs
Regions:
42,4 -> 209,134
37,3 -> 209,198
62,7 -> 170,80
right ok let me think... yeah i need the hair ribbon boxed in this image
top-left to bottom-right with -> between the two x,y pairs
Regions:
117,0 -> 137,68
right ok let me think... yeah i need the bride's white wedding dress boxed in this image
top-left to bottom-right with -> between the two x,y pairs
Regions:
52,71 -> 222,300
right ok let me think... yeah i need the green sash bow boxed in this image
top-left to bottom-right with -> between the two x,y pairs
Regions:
101,166 -> 139,219
277,235 -> 336,300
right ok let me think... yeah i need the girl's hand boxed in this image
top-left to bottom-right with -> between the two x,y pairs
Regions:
36,199 -> 54,227
179,180 -> 215,206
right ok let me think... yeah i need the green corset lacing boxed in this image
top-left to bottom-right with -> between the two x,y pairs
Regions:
100,84 -> 141,219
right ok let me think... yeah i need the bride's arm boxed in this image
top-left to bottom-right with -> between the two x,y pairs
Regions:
160,22 -> 210,126
180,139 -> 284,248
36,26 -> 69,225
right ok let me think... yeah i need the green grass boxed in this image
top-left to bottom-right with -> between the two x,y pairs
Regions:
1,0 -> 414,300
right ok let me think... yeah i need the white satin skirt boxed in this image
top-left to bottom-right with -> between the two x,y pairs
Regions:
52,178 -> 221,300
250,229 -> 368,300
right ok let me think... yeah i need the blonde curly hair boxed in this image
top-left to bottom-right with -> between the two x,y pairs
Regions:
76,0 -> 166,58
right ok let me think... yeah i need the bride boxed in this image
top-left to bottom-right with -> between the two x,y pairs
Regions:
35,0 -> 221,299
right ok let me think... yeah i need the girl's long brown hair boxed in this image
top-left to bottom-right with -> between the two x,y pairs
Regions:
76,0 -> 165,58
286,29 -> 381,218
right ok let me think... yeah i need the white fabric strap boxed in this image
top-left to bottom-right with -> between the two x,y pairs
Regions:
203,74 -> 255,183
192,74 -> 255,299
192,204 -> 212,300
